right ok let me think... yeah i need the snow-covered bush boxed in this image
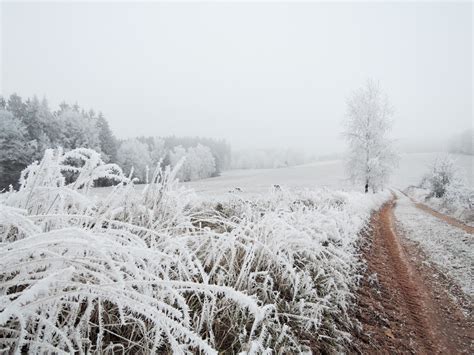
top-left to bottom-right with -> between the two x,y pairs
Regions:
442,181 -> 474,222
422,154 -> 458,198
3,148 -> 127,216
0,148 -> 389,353
414,154 -> 474,224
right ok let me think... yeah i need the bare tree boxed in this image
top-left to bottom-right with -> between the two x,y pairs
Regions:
343,80 -> 398,193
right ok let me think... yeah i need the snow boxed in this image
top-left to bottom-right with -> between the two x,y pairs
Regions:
90,152 -> 472,200
394,192 -> 474,297
174,152 -> 473,197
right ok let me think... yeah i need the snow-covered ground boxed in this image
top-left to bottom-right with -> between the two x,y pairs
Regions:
181,152 -> 473,196
93,152 -> 473,199
394,192 -> 474,297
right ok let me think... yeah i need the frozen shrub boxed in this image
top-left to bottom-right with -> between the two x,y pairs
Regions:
442,181 -> 474,221
3,147 -> 127,216
416,154 -> 473,224
425,154 -> 458,198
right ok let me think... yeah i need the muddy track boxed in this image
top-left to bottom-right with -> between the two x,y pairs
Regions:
351,199 -> 473,354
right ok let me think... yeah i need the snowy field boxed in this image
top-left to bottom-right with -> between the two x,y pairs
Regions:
93,152 -> 473,199
189,152 -> 472,195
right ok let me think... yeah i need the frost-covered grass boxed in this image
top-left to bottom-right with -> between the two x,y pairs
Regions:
0,148 -> 389,354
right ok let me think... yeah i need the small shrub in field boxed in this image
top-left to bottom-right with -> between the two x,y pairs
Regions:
418,154 -> 473,222
442,181 -> 474,222
424,154 -> 458,198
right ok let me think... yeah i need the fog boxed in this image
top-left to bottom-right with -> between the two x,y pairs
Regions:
1,1 -> 472,154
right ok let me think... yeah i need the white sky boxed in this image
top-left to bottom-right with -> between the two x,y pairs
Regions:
1,1 -> 472,153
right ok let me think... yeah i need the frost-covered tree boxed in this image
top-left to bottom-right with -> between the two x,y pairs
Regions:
0,94 -> 121,187
117,138 -> 152,182
189,144 -> 216,180
23,96 -> 59,160
231,148 -> 309,169
6,93 -> 26,120
343,80 -> 398,193
96,112 -> 118,163
169,145 -> 189,181
163,136 -> 231,174
0,110 -> 35,189
59,109 -> 101,152
57,109 -> 101,151
169,144 -> 216,182
148,137 -> 167,165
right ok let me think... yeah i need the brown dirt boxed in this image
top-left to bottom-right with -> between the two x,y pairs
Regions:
350,199 -> 473,354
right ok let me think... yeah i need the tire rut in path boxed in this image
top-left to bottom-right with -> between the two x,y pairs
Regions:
351,199 -> 473,354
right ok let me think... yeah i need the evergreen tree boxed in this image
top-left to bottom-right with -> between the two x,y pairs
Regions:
58,109 -> 101,152
7,93 -> 26,121
23,96 -> 54,160
0,110 -> 34,189
96,112 -> 118,163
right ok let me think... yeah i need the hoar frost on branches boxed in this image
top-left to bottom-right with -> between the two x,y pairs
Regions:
169,144 -> 216,182
419,154 -> 474,222
344,80 -> 398,193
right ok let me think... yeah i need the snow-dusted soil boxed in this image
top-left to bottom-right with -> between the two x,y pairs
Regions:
393,192 -> 474,297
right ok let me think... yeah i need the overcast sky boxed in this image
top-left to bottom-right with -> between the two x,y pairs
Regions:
1,1 -> 472,154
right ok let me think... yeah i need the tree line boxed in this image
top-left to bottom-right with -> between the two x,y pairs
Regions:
0,94 -> 231,190
116,136 -> 230,183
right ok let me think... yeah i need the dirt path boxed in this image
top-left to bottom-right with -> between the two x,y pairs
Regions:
411,200 -> 474,234
399,190 -> 474,234
351,199 -> 473,354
